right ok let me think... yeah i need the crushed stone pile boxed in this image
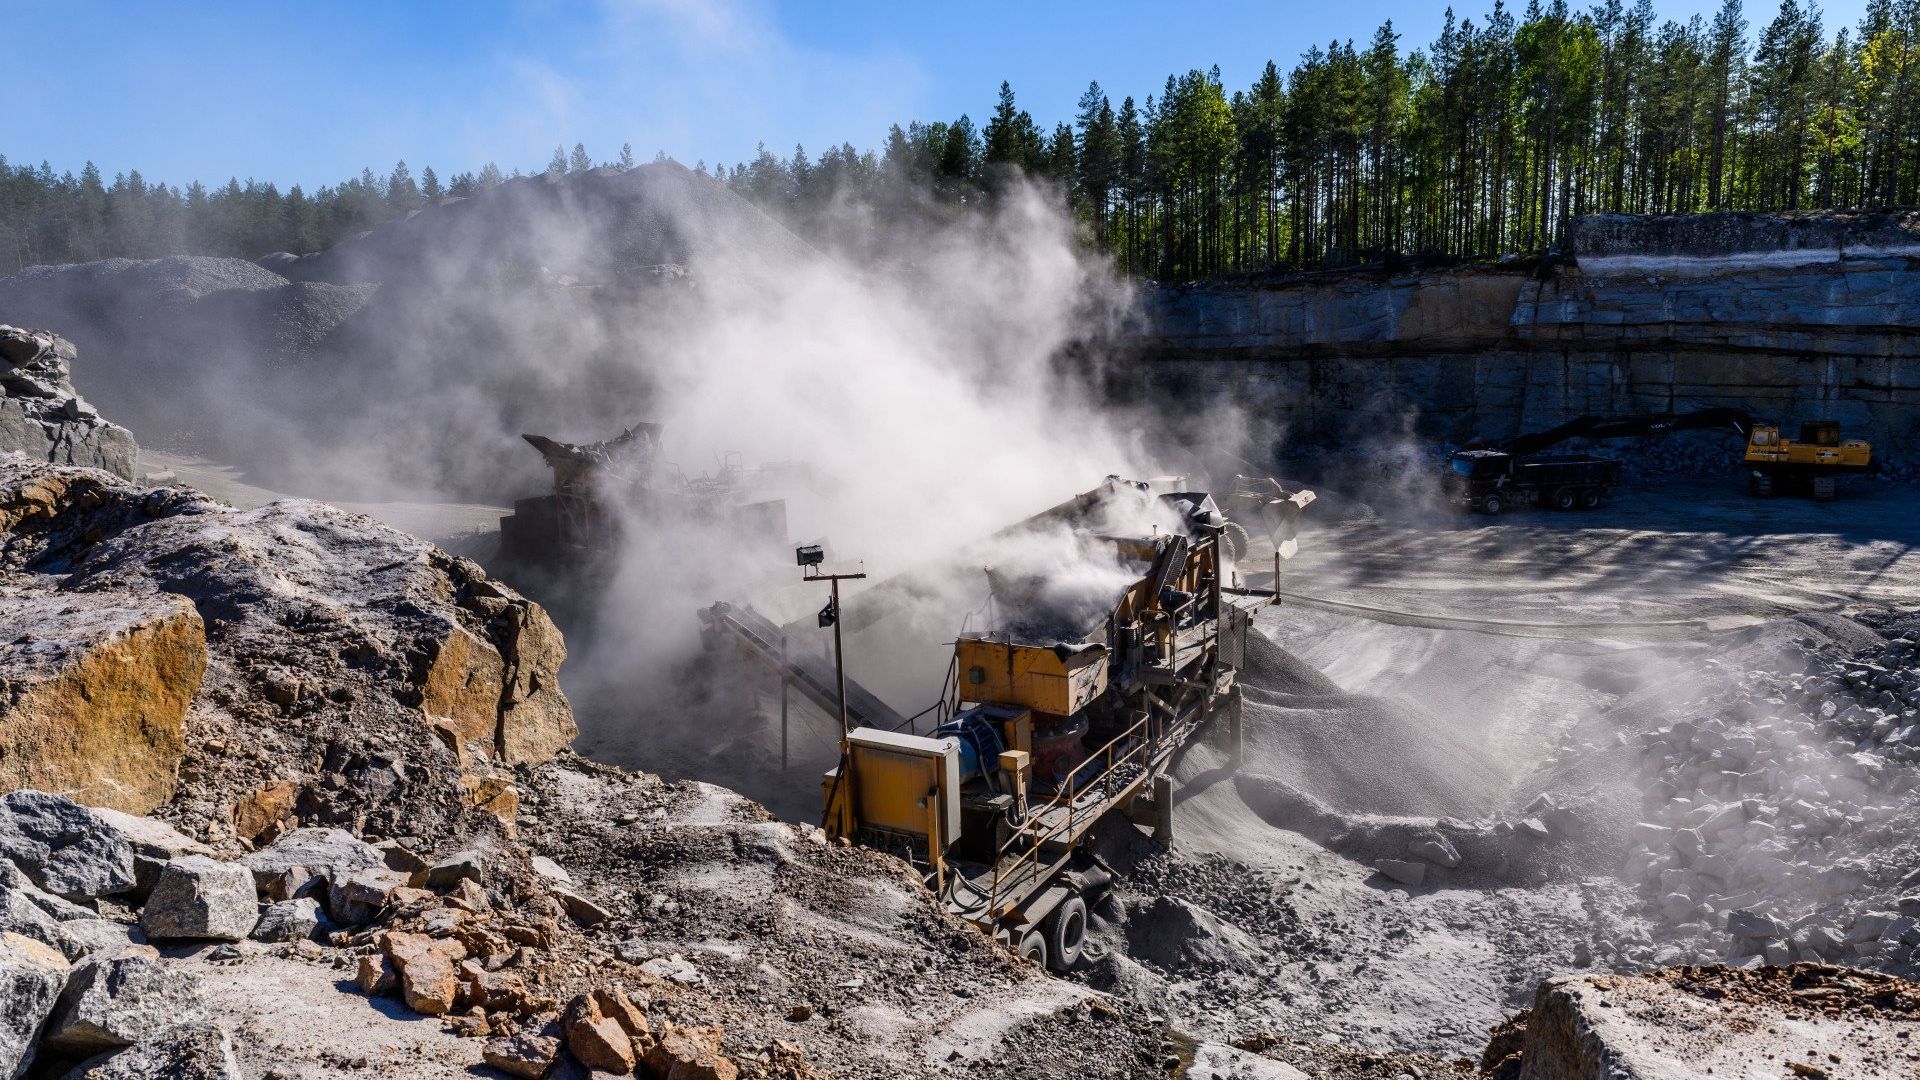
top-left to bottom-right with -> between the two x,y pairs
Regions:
1231,629 -> 1507,819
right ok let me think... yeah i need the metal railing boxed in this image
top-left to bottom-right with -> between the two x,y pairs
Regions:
984,711 -> 1158,917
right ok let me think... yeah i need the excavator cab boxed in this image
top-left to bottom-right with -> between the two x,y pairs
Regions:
1799,420 -> 1842,447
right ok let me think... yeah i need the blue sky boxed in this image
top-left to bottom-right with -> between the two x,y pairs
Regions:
5,0 -> 1870,191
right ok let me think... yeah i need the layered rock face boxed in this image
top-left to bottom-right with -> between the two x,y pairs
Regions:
0,325 -> 136,479
0,460 -> 575,845
1125,212 -> 1920,462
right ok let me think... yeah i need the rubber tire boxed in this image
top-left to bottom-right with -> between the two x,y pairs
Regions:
1580,488 -> 1601,510
1044,896 -> 1088,972
1480,494 -> 1503,516
1750,473 -> 1774,498
1017,929 -> 1047,968
1812,475 -> 1836,501
1552,488 -> 1576,511
1220,520 -> 1250,563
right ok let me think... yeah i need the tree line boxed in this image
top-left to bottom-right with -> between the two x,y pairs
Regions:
5,0 -> 1919,281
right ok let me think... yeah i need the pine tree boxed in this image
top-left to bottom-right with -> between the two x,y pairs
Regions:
421,166 -> 442,202
619,143 -> 636,170
569,143 -> 591,173
547,146 -> 567,175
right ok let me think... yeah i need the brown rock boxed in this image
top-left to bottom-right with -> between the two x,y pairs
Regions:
383,931 -> 459,1016
421,624 -> 507,756
592,987 -> 650,1041
460,960 -> 530,1013
494,601 -> 574,766
565,993 -> 636,1074
355,953 -> 396,995
483,1033 -> 561,1079
649,1023 -> 736,1080
0,591 -> 205,813
232,781 -> 301,842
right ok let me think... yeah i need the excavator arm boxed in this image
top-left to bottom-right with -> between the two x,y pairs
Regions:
1486,408 -> 1755,456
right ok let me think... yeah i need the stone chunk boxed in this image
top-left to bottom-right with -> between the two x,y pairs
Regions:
647,1022 -> 737,1080
87,808 -> 213,899
382,932 -> 457,1016
141,857 -> 258,941
0,791 -> 136,900
553,885 -> 611,927
0,860 -> 98,960
327,866 -> 409,927
424,851 -> 484,891
1408,834 -> 1461,869
252,897 -> 322,943
483,1033 -> 562,1079
63,1021 -> 242,1080
1726,908 -> 1783,940
238,828 -> 382,889
47,951 -> 207,1053
354,953 -> 395,995
0,931 -> 70,1077
564,992 -> 635,1074
1373,858 -> 1426,886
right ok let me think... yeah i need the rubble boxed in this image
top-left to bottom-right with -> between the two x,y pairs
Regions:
0,791 -> 136,901
60,1021 -> 243,1080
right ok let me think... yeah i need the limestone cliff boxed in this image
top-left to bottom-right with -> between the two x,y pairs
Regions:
1126,212 -> 1920,462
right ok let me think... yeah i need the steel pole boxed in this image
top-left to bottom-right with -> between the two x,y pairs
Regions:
832,575 -> 849,737
780,632 -> 790,770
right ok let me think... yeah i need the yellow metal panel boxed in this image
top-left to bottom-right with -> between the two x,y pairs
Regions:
849,747 -> 944,838
956,638 -> 1108,715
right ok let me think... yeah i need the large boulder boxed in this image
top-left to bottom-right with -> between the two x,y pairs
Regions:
60,1021 -> 242,1080
0,325 -> 136,480
0,792 -> 136,901
0,860 -> 97,960
45,951 -> 207,1054
0,594 -> 206,815
0,931 -> 69,1077
138,857 -> 256,942
85,809 -> 213,899
238,828 -> 381,889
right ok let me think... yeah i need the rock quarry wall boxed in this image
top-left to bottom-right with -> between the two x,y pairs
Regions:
0,325 -> 136,480
1121,211 -> 1920,463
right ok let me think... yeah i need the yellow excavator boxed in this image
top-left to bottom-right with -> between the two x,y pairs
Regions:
1741,419 -> 1875,499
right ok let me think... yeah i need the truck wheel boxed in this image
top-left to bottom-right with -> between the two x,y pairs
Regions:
1016,929 -> 1047,968
1750,473 -> 1773,498
1552,488 -> 1576,511
1480,494 -> 1503,516
1580,488 -> 1601,510
1044,895 -> 1088,972
1812,475 -> 1836,501
1220,520 -> 1250,563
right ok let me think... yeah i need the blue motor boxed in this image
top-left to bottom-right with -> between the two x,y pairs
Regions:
934,710 -> 1008,782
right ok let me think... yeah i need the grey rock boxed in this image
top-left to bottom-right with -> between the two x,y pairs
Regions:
139,858 -> 256,942
60,1021 -> 240,1079
0,931 -> 71,1078
1408,835 -> 1461,869
46,951 -> 206,1053
424,850 -> 483,890
324,867 -> 406,927
0,326 -> 136,480
85,810 -> 212,900
238,828 -> 381,890
1373,859 -> 1426,887
251,898 -> 321,943
0,861 -> 98,960
0,791 -> 137,901
1725,908 -> 1783,940
57,920 -> 141,960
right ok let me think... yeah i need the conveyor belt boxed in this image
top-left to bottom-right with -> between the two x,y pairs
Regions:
701,602 -> 908,731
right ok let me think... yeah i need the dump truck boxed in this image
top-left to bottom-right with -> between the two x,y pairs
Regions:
1449,409 -> 1875,512
803,477 -> 1307,970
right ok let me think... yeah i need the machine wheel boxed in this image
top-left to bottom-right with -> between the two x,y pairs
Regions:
1749,473 -> 1774,498
1812,475 -> 1836,501
1016,929 -> 1048,968
1552,488 -> 1576,511
1220,520 -> 1250,563
1580,488 -> 1602,510
1479,494 -> 1504,516
1044,895 -> 1088,972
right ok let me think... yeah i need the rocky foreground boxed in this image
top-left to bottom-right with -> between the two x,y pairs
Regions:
0,326 -> 134,481
0,455 -> 1916,1078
